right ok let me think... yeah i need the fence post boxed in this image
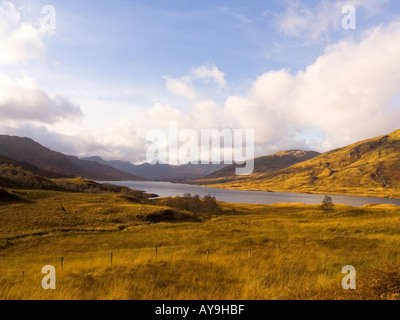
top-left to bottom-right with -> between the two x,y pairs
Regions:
207,250 -> 209,260
155,247 -> 158,258
110,252 -> 113,265
61,256 -> 64,270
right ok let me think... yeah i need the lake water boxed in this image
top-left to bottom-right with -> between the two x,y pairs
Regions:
103,181 -> 400,207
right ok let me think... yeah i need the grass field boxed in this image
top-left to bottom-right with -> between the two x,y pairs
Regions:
1,188 -> 400,300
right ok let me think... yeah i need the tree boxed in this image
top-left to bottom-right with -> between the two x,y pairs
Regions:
321,196 -> 334,217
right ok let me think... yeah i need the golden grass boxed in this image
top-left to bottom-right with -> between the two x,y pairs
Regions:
1,189 -> 400,300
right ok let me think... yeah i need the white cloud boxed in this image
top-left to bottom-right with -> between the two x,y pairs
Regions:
0,2 -> 82,125
163,76 -> 197,99
191,64 -> 226,87
246,20 -> 400,150
163,64 -> 226,99
0,73 -> 83,123
0,1 -> 49,64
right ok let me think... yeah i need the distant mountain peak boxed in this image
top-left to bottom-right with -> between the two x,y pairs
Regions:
83,156 -> 106,162
82,156 -> 229,182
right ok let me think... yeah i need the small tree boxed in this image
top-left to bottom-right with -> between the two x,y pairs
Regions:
321,196 -> 334,217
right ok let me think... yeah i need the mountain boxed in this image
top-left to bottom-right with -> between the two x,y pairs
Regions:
197,129 -> 400,198
191,150 -> 320,185
0,154 -> 65,179
0,136 -> 146,181
82,156 -> 228,182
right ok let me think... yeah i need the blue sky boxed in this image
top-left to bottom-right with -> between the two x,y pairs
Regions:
1,0 -> 400,162
33,0 -> 400,90
38,1 -> 400,75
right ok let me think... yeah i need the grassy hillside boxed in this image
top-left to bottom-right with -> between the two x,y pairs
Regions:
0,135 -> 146,181
1,188 -> 400,299
0,155 -> 65,179
0,165 -> 161,221
203,129 -> 400,198
191,150 -> 320,185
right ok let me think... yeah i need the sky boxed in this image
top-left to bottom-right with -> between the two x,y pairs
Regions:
1,0 -> 400,163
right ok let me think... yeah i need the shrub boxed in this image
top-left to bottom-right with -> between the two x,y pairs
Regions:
165,194 -> 220,216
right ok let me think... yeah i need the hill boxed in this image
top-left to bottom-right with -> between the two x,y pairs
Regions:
202,129 -> 400,198
0,154 -> 65,179
82,156 -> 228,182
191,150 -> 320,184
0,136 -> 146,181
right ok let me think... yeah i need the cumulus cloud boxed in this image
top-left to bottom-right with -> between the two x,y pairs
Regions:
0,2 -> 82,125
191,64 -> 226,87
163,64 -> 226,99
245,20 -> 400,150
163,76 -> 197,99
275,0 -> 388,42
0,1 -> 49,64
0,74 -> 83,123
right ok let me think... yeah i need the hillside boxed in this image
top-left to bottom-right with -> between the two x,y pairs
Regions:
191,150 -> 320,184
0,154 -> 65,179
203,129 -> 400,198
83,156 -> 228,182
0,136 -> 146,181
